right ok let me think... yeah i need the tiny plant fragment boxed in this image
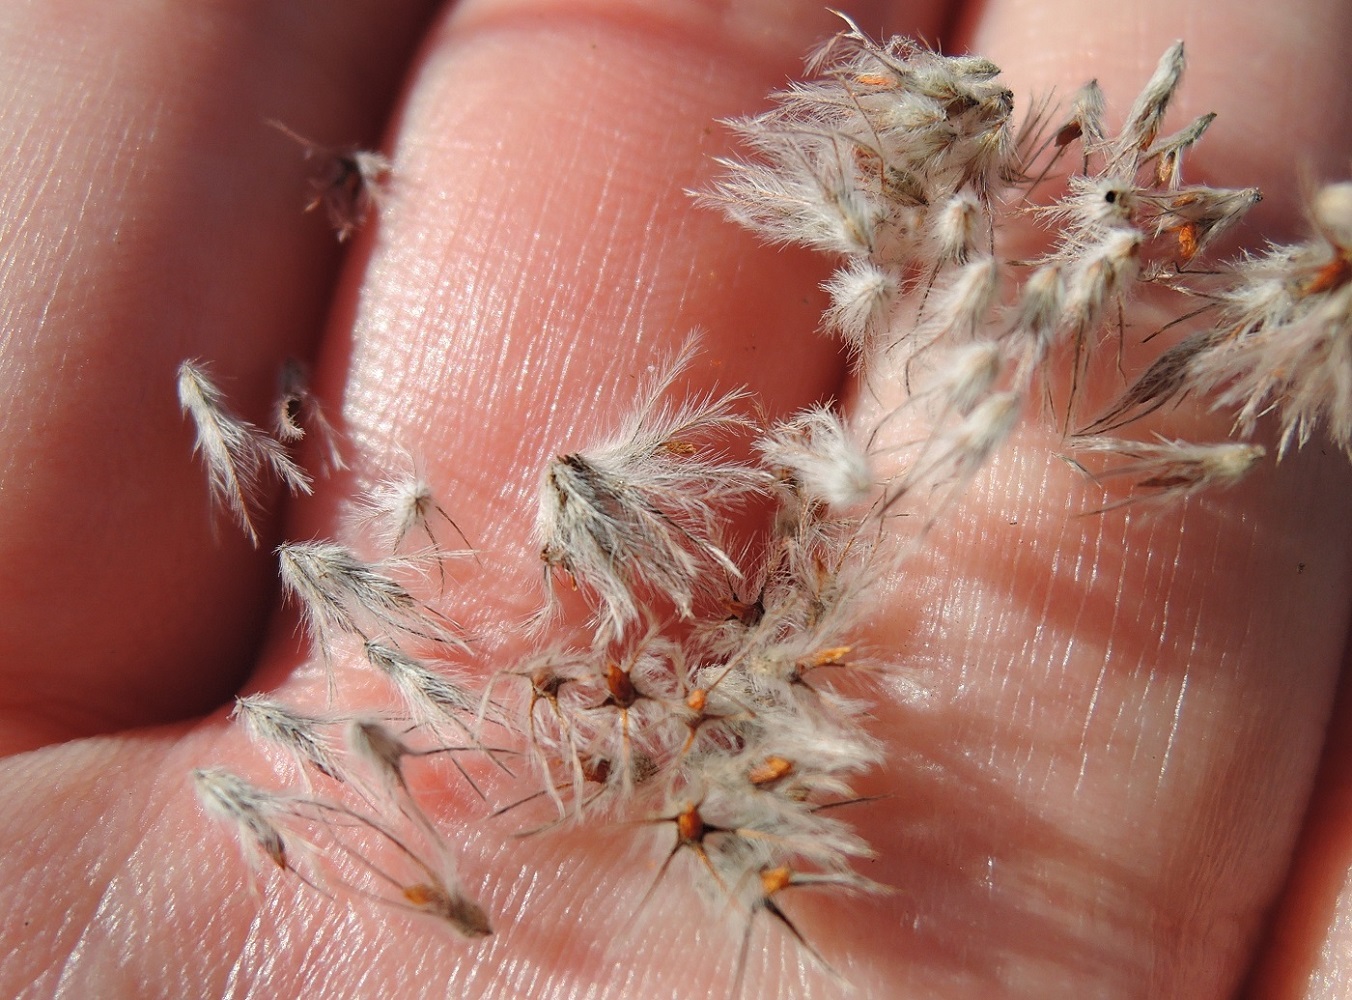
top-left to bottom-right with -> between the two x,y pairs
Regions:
269,120 -> 391,242
177,360 -> 312,546
275,358 -> 346,473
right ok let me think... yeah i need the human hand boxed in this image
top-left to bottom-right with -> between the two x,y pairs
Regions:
1,1 -> 1350,998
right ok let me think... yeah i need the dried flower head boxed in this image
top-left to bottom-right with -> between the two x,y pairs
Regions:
821,258 -> 900,354
1172,183 -> 1352,455
232,695 -> 344,783
1110,41 -> 1186,172
757,406 -> 873,512
536,338 -> 764,635
354,460 -> 473,561
1066,435 -> 1266,511
193,767 -> 294,876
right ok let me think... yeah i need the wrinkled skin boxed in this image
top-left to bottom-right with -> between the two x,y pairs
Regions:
1,1 -> 1351,997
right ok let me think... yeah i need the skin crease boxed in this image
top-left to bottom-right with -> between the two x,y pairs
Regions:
0,1 -> 1350,998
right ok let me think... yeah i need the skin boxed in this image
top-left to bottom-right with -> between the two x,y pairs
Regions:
0,0 -> 1350,997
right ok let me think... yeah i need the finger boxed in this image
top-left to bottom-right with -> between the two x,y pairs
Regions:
830,1 -> 1352,997
0,0 -> 442,753
1245,652 -> 1352,998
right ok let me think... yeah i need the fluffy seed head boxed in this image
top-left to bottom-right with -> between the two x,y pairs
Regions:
757,407 -> 874,510
534,339 -> 763,634
177,360 -> 313,546
822,259 -> 900,353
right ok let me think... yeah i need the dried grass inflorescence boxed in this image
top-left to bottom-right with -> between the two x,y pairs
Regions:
184,15 -> 1352,996
189,336 -> 885,980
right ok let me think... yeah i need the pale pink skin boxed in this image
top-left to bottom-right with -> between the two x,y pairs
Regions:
1,1 -> 1350,997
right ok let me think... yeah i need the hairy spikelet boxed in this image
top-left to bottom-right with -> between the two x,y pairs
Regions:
536,338 -> 765,636
178,361 -> 312,546
277,541 -> 464,656
270,120 -> 391,242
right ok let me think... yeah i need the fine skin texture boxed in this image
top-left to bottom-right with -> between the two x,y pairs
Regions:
1,1 -> 1350,998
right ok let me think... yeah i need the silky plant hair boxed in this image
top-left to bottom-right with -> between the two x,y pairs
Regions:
183,15 -> 1352,997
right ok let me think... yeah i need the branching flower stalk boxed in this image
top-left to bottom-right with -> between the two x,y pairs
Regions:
185,15 -> 1352,998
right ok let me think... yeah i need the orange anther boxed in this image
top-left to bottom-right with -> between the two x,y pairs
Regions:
676,804 -> 704,843
748,756 -> 794,786
403,883 -> 440,906
759,865 -> 793,896
1303,256 -> 1351,296
1176,222 -> 1200,262
811,646 -> 852,667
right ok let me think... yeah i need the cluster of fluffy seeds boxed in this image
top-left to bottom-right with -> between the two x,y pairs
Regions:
182,19 -> 1352,997
706,14 -> 1350,514
1096,182 -> 1352,456
186,331 -> 885,983
704,15 -> 1020,357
